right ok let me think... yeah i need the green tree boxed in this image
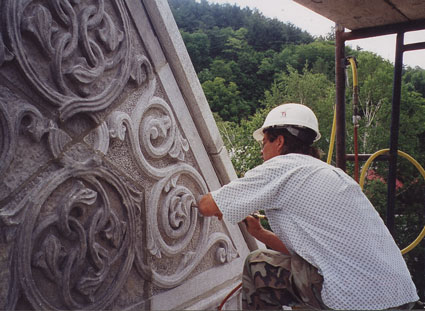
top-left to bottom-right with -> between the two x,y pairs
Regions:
216,108 -> 267,176
180,30 -> 211,72
347,52 -> 394,154
206,26 -> 233,58
267,66 -> 335,157
218,67 -> 335,175
202,77 -> 250,122
223,27 -> 249,60
404,66 -> 425,98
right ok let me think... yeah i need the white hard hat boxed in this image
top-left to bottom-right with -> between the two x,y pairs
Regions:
253,103 -> 321,142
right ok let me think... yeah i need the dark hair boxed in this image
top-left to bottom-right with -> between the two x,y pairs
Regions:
263,127 -> 321,159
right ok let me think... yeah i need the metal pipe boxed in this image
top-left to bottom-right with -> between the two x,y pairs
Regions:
387,32 -> 404,236
335,24 -> 346,171
403,41 -> 425,52
342,19 -> 425,41
346,154 -> 390,162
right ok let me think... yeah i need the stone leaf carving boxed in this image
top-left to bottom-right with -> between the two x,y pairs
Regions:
0,88 -> 52,205
130,55 -> 154,87
98,12 -> 124,52
3,0 -> 134,121
6,166 -> 142,310
139,165 -> 238,288
107,99 -> 189,179
21,4 -> 58,57
0,32 -> 14,66
104,52 -> 238,288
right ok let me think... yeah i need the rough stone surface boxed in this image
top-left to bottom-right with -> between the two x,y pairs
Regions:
0,0 -> 253,309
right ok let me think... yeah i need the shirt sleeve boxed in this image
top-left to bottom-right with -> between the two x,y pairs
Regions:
211,158 -> 281,224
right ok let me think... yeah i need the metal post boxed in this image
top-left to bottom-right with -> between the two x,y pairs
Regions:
387,32 -> 404,235
335,24 -> 346,171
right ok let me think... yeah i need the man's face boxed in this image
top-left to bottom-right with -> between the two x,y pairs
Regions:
261,133 -> 284,161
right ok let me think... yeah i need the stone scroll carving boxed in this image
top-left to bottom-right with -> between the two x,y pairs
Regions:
3,0 -> 144,121
0,0 -> 240,309
107,66 -> 238,289
7,168 -> 141,310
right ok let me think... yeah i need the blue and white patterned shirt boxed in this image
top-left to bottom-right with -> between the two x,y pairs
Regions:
211,154 -> 418,310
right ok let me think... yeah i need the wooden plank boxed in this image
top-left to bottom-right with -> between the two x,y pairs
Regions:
293,0 -> 409,30
392,0 -> 425,21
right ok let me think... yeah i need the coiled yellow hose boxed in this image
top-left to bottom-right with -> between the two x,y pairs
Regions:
359,148 -> 425,255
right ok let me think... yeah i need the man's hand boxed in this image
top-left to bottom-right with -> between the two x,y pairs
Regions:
243,214 -> 290,255
195,193 -> 223,220
243,215 -> 263,236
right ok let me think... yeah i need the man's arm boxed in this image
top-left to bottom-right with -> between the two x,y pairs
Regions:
197,194 -> 289,254
197,193 -> 223,220
244,215 -> 290,254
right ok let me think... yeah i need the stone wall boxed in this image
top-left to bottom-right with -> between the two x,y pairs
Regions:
0,0 -> 254,309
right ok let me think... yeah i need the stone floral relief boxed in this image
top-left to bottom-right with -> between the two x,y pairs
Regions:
0,87 -> 53,200
144,167 -> 238,288
0,32 -> 14,66
2,0 -> 148,121
107,72 -> 239,289
0,90 -> 143,310
0,0 -> 240,309
5,166 -> 142,310
0,86 -> 143,310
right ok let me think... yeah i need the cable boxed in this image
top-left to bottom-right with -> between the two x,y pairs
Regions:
217,282 -> 242,310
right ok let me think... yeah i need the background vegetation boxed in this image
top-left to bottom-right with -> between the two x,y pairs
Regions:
169,0 -> 425,300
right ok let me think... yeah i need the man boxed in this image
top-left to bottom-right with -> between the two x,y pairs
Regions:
197,103 -> 419,310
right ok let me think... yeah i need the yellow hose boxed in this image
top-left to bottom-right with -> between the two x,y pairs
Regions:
359,148 -> 425,254
347,57 -> 360,182
326,106 -> 337,165
347,57 -> 358,86
326,58 -> 425,255
327,57 -> 357,166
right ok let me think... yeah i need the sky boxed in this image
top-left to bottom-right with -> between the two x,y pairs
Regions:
208,0 -> 425,69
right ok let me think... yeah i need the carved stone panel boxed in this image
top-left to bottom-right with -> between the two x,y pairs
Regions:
0,0 -> 251,310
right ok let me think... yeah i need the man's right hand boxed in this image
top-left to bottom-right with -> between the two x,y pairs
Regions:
196,193 -> 223,220
243,215 -> 263,237
243,215 -> 290,255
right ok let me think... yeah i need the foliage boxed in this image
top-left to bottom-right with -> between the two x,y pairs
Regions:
264,66 -> 335,159
168,0 -> 313,50
216,109 -> 266,176
202,77 -> 250,122
169,0 -> 315,122
345,52 -> 394,154
404,66 -> 425,98
180,30 -> 212,72
217,68 -> 335,175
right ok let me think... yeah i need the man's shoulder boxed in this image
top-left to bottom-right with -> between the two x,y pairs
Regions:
269,153 -> 325,166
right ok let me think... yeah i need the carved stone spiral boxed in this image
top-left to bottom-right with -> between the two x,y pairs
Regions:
4,0 -> 132,121
147,165 -> 207,258
13,167 -> 141,310
162,186 -> 196,240
140,97 -> 189,161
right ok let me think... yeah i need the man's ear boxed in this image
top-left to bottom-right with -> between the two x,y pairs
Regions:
277,135 -> 285,153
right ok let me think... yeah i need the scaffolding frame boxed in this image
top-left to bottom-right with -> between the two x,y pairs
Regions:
334,19 -> 425,234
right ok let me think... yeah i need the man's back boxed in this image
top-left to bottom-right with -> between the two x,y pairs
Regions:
214,153 -> 419,309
